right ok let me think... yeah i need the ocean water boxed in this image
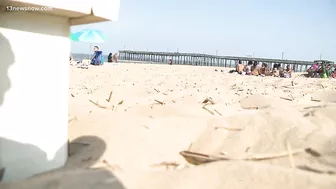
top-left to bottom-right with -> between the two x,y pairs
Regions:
72,53 -> 109,61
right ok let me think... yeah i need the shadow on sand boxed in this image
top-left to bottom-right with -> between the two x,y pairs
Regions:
0,135 -> 126,189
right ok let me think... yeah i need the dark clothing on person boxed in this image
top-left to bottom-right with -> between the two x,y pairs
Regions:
108,53 -> 113,62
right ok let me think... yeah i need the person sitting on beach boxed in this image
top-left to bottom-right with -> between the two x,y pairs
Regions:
319,64 -> 328,78
168,59 -> 173,65
312,63 -> 320,77
108,53 -> 113,62
332,67 -> 336,78
113,53 -> 119,63
326,64 -> 332,78
90,46 -> 104,66
259,63 -> 271,76
236,60 -> 245,74
251,61 -> 260,76
331,65 -> 336,78
307,64 -> 318,78
279,66 -> 285,77
283,65 -> 292,78
273,67 -> 279,77
245,61 -> 253,75
273,63 -> 279,70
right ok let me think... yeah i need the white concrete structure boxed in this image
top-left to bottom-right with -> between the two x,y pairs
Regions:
0,0 -> 120,182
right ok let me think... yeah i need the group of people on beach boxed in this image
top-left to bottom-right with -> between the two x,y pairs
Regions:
108,52 -> 119,63
306,63 -> 336,78
234,60 -> 293,78
234,60 -> 336,78
69,46 -> 119,67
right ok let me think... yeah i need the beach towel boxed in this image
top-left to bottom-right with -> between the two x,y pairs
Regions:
91,51 -> 104,65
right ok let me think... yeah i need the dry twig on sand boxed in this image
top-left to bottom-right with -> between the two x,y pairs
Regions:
188,143 -> 193,150
180,148 -> 306,165
202,106 -> 214,115
214,109 -> 222,116
214,126 -> 242,131
106,91 -> 113,102
112,100 -> 124,112
242,148 -> 305,161
68,116 -> 77,123
303,105 -> 327,110
154,99 -> 165,105
89,99 -> 110,109
303,110 -> 316,117
280,97 -> 293,101
310,97 -> 321,102
290,94 -> 295,100
154,88 -> 160,93
316,81 -> 326,91
151,162 -> 180,169
296,165 -> 336,175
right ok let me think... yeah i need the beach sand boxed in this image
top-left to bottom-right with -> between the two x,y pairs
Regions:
1,63 -> 336,189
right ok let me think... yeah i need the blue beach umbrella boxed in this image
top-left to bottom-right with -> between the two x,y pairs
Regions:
75,29 -> 106,58
70,32 -> 79,42
75,29 -> 106,43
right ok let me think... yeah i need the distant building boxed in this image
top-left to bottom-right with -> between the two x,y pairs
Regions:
0,0 -> 120,182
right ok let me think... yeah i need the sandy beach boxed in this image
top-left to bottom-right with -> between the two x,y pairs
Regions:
2,63 -> 336,189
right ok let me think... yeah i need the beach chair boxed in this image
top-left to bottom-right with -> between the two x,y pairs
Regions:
91,51 -> 104,66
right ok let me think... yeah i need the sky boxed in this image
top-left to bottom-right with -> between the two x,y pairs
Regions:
71,0 -> 336,62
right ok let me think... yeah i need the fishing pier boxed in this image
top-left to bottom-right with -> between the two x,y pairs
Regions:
119,50 -> 316,72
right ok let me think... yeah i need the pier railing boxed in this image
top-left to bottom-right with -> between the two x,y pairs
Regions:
119,50 -> 314,72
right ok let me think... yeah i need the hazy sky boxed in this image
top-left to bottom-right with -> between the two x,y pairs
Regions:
71,0 -> 336,62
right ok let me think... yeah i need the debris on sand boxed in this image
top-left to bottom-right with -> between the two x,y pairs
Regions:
180,148 -> 307,165
201,97 -> 215,104
151,161 -> 180,170
89,99 -> 110,109
202,106 -> 214,115
68,116 -> 77,123
106,91 -> 113,102
112,100 -> 124,112
154,99 -> 165,105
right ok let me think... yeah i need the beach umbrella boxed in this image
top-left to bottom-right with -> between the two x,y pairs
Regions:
75,29 -> 106,43
75,29 -> 106,58
70,32 -> 79,42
